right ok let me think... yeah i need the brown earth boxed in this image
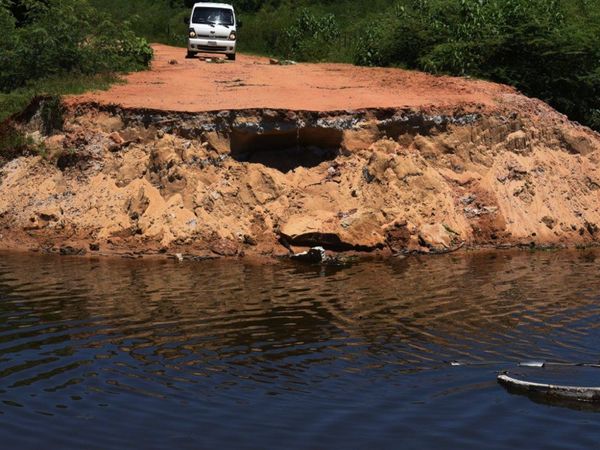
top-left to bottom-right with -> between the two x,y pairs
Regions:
67,44 -> 513,112
1,44 -> 600,260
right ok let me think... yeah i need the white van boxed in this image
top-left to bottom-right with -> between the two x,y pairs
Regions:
186,2 -> 238,61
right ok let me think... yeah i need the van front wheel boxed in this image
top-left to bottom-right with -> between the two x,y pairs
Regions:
227,53 -> 236,61
186,51 -> 196,59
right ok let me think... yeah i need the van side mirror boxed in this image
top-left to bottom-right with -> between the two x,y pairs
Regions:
237,20 -> 243,28
183,16 -> 189,25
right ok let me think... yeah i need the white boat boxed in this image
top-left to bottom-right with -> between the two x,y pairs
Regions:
498,372 -> 600,403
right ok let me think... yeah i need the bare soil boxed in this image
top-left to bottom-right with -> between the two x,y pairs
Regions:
2,45 -> 600,261
67,44 -> 513,112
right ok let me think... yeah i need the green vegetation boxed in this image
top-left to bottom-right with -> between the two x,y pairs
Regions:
94,0 -> 599,132
0,121 -> 45,164
0,73 -> 119,122
0,0 -> 152,121
371,0 -> 600,131
90,0 -> 190,46
1,0 -> 598,133
242,0 -> 600,131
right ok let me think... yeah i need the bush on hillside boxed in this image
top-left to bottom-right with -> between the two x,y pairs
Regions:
278,9 -> 340,61
7,0 -> 597,132
361,0 -> 600,131
0,0 -> 153,93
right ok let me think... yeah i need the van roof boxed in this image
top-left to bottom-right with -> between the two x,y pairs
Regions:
192,2 -> 234,9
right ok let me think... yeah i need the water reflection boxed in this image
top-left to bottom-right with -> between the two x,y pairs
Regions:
1,249 -> 600,449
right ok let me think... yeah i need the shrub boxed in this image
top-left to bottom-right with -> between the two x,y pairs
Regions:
278,9 -> 340,61
0,123 -> 45,166
354,24 -> 387,67
0,0 -> 153,93
374,0 -> 600,131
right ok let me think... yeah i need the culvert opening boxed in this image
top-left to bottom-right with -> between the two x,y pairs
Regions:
230,127 -> 343,173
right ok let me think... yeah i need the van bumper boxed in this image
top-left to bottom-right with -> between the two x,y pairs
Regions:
188,38 -> 236,54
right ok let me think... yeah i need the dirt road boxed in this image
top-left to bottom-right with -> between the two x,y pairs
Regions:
68,44 -> 513,112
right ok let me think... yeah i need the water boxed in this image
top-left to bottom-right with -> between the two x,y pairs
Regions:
1,249 -> 600,449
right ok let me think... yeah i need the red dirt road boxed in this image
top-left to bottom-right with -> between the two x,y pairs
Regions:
68,44 -> 514,112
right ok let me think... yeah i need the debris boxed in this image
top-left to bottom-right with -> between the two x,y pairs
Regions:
291,246 -> 327,263
585,221 -> 598,236
362,167 -> 375,183
498,372 -> 600,403
109,131 -> 124,145
269,58 -> 297,66
59,246 -> 86,256
519,361 -> 545,368
460,194 -> 476,205
541,216 -> 556,230
464,205 -> 498,219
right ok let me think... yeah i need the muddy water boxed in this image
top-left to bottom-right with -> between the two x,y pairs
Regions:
1,250 -> 600,449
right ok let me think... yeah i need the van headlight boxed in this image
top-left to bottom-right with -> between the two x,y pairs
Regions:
189,28 -> 196,38
228,32 -> 236,40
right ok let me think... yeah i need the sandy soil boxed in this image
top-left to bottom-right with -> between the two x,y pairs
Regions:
2,45 -> 600,261
67,44 -> 514,112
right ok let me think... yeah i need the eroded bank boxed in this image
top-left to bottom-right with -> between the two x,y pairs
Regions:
1,95 -> 599,259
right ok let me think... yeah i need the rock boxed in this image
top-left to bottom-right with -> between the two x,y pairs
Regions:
109,131 -> 125,145
363,151 -> 391,183
506,130 -> 530,153
59,246 -> 86,256
419,223 -> 453,250
210,239 -> 239,256
440,169 -> 480,186
126,186 -> 150,220
168,59 -> 178,65
508,164 -> 529,181
560,127 -> 597,156
586,177 -> 600,191
175,253 -> 184,262
107,131 -> 127,152
460,194 -> 476,205
89,242 -> 100,251
384,221 -> 411,253
204,131 -> 230,154
541,216 -> 556,229
342,129 -> 378,152
37,205 -> 61,222
280,211 -> 386,250
362,166 -> 375,183
585,221 -> 598,236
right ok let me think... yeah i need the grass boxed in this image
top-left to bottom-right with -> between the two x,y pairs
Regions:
0,73 -> 124,165
0,124 -> 46,163
0,73 -> 122,123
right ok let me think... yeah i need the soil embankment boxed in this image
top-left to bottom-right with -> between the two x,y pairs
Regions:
1,44 -> 599,259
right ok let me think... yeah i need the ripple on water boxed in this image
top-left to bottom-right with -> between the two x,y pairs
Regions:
0,250 -> 600,449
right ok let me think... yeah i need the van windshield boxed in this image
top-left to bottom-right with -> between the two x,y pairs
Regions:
192,7 -> 234,26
